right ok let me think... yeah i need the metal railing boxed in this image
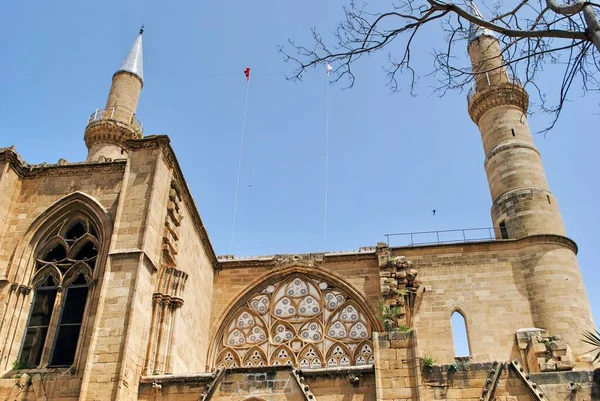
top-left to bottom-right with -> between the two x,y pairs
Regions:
87,105 -> 143,134
467,73 -> 522,102
384,227 -> 502,247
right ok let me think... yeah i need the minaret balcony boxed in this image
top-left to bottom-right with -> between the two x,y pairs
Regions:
467,73 -> 522,102
86,105 -> 143,136
467,73 -> 529,124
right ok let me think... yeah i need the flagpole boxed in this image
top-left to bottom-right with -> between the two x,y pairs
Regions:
324,67 -> 331,242
232,74 -> 251,249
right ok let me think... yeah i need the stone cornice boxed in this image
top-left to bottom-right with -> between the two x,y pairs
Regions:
124,136 -> 220,269
468,83 -> 529,124
217,250 -> 376,269
216,233 -> 578,269
139,372 -> 215,385
0,147 -> 126,179
390,233 -> 578,255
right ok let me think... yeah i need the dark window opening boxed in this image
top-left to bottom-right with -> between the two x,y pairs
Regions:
22,217 -> 99,368
70,272 -> 88,286
43,245 -> 66,262
511,128 -> 515,137
50,285 -> 89,367
19,287 -> 57,368
547,195 -> 551,204
499,221 -> 509,239
74,241 -> 98,262
65,222 -> 86,241
40,276 -> 57,288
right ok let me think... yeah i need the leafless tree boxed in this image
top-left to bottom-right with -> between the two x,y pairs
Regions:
280,0 -> 600,132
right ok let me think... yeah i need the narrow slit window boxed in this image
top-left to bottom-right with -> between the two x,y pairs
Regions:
499,221 -> 509,239
451,311 -> 470,357
511,128 -> 516,137
547,195 -> 551,204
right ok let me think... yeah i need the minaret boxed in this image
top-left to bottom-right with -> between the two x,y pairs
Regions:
84,27 -> 145,161
467,4 -> 594,360
466,9 -> 564,240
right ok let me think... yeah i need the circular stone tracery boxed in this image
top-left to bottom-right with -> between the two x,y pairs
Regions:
215,274 -> 375,369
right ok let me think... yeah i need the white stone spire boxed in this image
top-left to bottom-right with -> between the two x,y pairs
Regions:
467,0 -> 496,42
115,26 -> 144,85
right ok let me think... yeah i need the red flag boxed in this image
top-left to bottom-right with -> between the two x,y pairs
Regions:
244,67 -> 251,81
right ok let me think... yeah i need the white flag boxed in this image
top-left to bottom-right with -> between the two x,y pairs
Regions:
326,63 -> 333,75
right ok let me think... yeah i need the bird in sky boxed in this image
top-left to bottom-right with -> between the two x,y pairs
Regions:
432,209 -> 436,216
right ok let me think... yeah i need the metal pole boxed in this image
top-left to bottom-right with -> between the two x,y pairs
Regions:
386,234 -> 389,247
463,229 -> 466,242
410,233 -> 414,246
110,107 -> 115,119
436,231 -> 440,244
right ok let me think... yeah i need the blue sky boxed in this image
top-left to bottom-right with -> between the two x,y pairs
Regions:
0,1 -> 597,327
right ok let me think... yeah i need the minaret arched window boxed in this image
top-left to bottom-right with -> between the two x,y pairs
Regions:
19,217 -> 99,368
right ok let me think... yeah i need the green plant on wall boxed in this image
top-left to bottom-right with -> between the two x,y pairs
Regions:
422,355 -> 434,369
12,360 -> 32,371
377,298 -> 405,331
448,362 -> 459,372
398,324 -> 410,332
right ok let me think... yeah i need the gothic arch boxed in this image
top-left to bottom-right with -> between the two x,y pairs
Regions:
7,191 -> 112,285
208,266 -> 382,369
0,191 -> 112,371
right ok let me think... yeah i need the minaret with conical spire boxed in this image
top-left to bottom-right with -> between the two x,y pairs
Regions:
84,27 -> 145,161
466,2 -> 594,360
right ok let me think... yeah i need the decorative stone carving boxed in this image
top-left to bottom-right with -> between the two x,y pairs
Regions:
376,243 -> 421,330
468,83 -> 528,124
275,254 -> 324,268
215,274 -> 374,369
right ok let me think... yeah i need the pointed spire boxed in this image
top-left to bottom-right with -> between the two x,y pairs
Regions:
115,26 -> 144,85
466,0 -> 496,43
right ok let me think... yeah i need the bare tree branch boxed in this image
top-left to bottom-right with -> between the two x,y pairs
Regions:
280,0 -> 600,132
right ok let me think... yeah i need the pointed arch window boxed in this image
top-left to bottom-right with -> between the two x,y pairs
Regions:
451,311 -> 471,357
19,217 -> 99,368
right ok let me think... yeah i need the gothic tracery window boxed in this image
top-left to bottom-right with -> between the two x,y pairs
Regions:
215,275 -> 375,369
19,217 -> 99,368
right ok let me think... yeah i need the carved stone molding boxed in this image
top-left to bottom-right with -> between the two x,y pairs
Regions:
84,119 -> 141,150
0,148 -> 126,179
468,83 -> 529,124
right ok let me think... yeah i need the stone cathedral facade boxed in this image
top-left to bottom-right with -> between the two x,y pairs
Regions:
0,22 -> 597,401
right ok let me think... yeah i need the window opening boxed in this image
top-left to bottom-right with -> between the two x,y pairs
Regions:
547,195 -> 551,204
43,245 -> 67,263
499,221 -> 508,239
50,275 -> 89,366
19,280 -> 58,367
73,241 -> 98,263
19,217 -> 100,368
511,128 -> 515,137
65,221 -> 86,241
451,311 -> 470,357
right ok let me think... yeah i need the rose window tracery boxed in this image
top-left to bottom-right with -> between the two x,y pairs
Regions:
215,274 -> 374,369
